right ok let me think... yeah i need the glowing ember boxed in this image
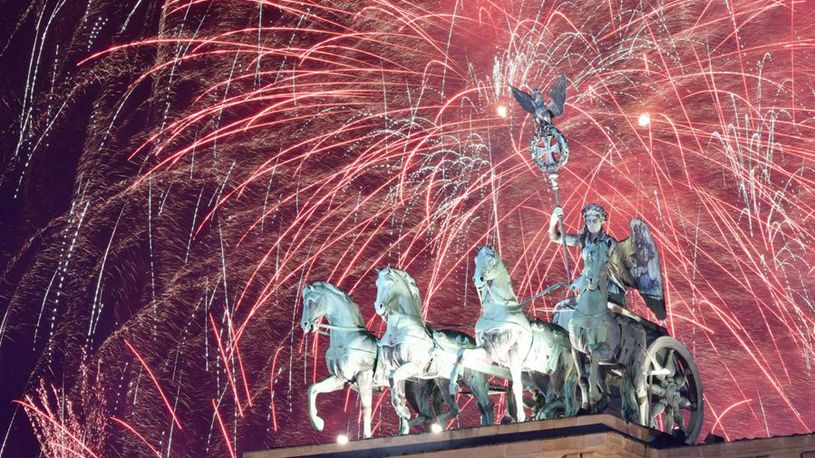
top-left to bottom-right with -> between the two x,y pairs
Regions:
638,112 -> 651,127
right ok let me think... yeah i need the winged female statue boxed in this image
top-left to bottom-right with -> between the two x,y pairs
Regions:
548,203 -> 666,320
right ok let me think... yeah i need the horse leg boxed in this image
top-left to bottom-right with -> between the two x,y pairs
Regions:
357,370 -> 374,438
620,369 -> 637,422
543,375 -> 564,420
510,364 -> 526,422
432,378 -> 457,427
453,347 -> 511,421
571,347 -> 589,412
450,347 -> 505,396
503,380 -> 518,423
561,348 -> 580,417
390,362 -> 419,435
308,375 -> 345,432
464,369 -> 494,426
405,380 -> 434,429
588,350 -> 603,411
449,350 -> 465,398
546,347 -> 574,418
526,372 -> 554,420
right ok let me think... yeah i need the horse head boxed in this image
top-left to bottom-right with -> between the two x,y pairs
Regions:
473,245 -> 501,288
301,282 -> 329,333
582,241 -> 612,293
374,268 -> 395,316
374,267 -> 421,318
302,281 -> 363,331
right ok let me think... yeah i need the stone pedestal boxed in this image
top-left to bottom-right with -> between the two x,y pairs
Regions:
245,414 -> 815,458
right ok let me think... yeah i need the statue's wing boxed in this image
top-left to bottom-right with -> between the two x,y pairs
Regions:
546,74 -> 567,117
607,218 -> 666,320
509,84 -> 537,115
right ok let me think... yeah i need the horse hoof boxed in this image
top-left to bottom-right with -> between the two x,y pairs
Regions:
311,416 -> 325,431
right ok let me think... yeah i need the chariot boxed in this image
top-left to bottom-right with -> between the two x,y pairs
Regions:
554,299 -> 704,443
301,75 -> 705,445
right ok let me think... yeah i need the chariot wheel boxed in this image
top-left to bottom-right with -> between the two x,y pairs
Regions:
641,336 -> 703,444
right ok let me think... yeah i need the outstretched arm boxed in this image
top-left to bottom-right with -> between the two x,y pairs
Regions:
549,207 -> 578,246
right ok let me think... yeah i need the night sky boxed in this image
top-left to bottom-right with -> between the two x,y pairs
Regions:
1,1 -> 814,456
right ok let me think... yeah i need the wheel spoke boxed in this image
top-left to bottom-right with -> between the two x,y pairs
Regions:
674,410 -> 685,431
648,351 -> 668,379
649,384 -> 667,396
664,407 -> 675,431
650,401 -> 666,426
664,349 -> 676,378
650,367 -> 670,378
674,371 -> 687,388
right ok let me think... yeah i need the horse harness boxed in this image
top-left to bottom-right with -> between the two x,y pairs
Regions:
474,297 -> 549,368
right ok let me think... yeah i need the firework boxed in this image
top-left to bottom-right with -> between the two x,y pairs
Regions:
1,0 -> 813,456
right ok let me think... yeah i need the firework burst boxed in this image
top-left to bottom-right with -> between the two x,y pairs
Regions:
1,0 -> 813,456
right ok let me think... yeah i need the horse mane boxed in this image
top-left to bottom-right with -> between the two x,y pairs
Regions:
389,269 -> 423,318
312,281 -> 364,325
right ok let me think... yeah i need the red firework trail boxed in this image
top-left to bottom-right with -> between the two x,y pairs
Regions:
110,417 -> 162,458
124,339 -> 184,430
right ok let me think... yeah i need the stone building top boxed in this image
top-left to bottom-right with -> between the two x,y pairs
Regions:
245,414 -> 815,458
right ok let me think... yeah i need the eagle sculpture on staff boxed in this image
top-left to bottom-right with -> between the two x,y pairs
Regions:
509,74 -> 568,129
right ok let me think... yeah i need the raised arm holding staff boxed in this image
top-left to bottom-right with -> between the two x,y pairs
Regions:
510,75 -> 573,284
